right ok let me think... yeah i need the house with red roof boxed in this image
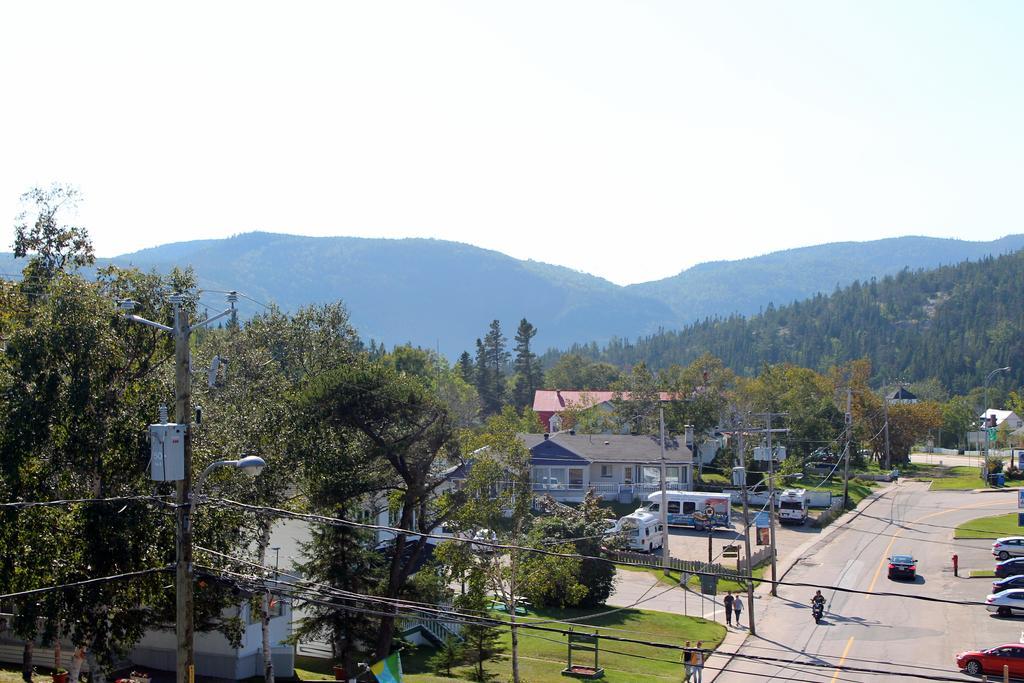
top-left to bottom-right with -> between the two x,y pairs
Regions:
532,389 -> 678,434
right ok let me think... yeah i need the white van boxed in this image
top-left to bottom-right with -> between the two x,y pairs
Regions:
614,510 -> 664,552
645,491 -> 732,529
778,488 -> 809,525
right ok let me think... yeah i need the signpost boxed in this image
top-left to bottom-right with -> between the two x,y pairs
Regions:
1018,491 -> 1024,527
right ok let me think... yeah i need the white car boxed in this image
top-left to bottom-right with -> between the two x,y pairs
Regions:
471,528 -> 498,553
992,537 -> 1024,561
985,589 -> 1024,617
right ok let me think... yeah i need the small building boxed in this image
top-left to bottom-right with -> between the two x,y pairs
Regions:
886,386 -> 919,404
980,409 -> 1024,430
522,432 -> 693,504
532,390 -> 678,434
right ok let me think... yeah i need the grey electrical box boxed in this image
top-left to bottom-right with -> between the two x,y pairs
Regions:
731,466 -> 746,486
149,423 -> 186,481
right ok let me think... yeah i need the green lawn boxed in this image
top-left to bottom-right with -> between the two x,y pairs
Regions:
697,473 -> 730,485
956,512 -> 1022,539
305,606 -> 724,683
648,563 -> 767,593
929,466 -> 986,491
802,478 -> 874,509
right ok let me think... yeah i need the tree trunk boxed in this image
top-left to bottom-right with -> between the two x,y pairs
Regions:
256,523 -> 275,683
68,648 -> 85,683
21,639 -> 33,683
84,649 -> 105,683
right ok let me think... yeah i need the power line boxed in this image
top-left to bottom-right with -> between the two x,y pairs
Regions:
0,495 -> 172,510
205,496 -> 990,607
0,567 -> 172,601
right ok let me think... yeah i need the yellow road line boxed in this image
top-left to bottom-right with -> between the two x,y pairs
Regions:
865,498 -> 1010,596
830,637 -> 854,682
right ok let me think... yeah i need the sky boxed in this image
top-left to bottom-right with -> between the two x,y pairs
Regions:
1,1 -> 1022,286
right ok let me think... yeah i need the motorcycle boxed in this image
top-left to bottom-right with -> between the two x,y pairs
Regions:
812,600 -> 825,624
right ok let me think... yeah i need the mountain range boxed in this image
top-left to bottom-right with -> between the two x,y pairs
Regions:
3,232 -> 1023,359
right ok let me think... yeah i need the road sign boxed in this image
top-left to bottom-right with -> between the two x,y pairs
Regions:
722,544 -> 740,558
700,575 -> 718,595
754,511 -> 770,528
1018,512 -> 1024,528
1018,490 -> 1024,509
989,427 -> 998,442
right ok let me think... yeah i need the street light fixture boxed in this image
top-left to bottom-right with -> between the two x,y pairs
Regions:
190,455 -> 267,515
983,367 -> 1011,484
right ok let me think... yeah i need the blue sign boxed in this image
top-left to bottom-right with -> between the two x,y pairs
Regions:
1018,512 -> 1024,528
1019,490 -> 1024,510
754,511 -> 770,528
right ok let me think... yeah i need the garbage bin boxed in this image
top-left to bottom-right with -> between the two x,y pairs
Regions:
997,473 -> 1006,487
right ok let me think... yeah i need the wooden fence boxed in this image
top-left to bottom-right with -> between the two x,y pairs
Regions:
609,545 -> 774,576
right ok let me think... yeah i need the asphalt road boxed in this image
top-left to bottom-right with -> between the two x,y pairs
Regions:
716,481 -> 1021,682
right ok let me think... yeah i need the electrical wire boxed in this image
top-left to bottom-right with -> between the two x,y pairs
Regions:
0,566 -> 172,601
0,495 -> 172,509
205,496 -> 991,607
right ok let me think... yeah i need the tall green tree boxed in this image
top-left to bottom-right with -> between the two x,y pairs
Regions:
475,320 -> 510,415
511,319 -> 543,408
611,362 -> 660,434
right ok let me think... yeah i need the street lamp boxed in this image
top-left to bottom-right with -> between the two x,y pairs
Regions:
983,367 -> 1011,484
190,455 -> 266,516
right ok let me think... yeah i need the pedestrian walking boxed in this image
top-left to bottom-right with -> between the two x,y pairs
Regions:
683,640 -> 694,682
693,641 -> 705,683
723,591 -> 734,626
733,594 -> 744,627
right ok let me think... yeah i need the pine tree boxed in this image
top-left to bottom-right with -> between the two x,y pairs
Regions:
512,318 -> 543,408
475,320 -> 509,415
456,350 -> 475,384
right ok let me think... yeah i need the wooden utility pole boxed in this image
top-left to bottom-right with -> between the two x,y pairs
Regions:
173,296 -> 194,683
843,388 -> 852,510
761,413 -> 785,597
660,408 -> 670,575
737,429 -> 756,636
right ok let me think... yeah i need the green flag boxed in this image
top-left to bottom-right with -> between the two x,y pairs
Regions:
371,652 -> 402,683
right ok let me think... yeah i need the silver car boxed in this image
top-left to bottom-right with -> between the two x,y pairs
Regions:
986,588 -> 1024,617
992,537 -> 1024,561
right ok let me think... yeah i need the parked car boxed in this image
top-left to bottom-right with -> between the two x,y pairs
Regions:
992,575 -> 1024,592
985,588 -> 1024,617
887,554 -> 917,580
810,448 -> 838,463
994,557 -> 1024,578
956,644 -> 1024,676
993,537 -> 1024,561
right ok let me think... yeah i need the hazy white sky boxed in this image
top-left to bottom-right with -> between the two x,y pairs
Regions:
1,1 -> 1021,285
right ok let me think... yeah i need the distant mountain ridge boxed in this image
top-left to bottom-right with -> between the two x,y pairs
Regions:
1,232 -> 1021,359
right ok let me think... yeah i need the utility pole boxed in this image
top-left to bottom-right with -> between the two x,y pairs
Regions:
736,428 -> 756,636
659,408 -> 670,576
882,388 -> 891,470
172,295 -> 194,683
760,412 -> 787,598
122,292 -> 238,683
843,388 -> 852,510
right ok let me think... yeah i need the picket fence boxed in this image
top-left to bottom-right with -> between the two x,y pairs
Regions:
609,545 -> 773,576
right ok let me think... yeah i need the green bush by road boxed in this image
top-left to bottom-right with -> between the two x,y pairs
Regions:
955,512 -> 1021,539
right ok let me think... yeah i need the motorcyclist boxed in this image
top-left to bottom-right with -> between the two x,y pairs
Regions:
811,590 -> 825,612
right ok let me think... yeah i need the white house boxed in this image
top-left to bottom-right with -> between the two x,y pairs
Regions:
980,409 -> 1024,430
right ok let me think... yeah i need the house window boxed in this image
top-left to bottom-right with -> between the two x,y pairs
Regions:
600,465 -> 613,478
568,468 -> 584,490
641,466 -> 660,486
624,466 -> 633,483
533,467 -> 548,490
548,468 -> 567,490
666,467 -> 680,488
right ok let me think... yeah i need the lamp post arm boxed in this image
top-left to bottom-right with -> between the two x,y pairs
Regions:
188,307 -> 235,334
123,314 -> 174,333
190,460 -> 238,517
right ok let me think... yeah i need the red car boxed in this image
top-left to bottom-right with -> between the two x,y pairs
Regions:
956,644 -> 1024,676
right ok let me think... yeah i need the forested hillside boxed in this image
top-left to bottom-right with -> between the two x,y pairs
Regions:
547,250 -> 1024,393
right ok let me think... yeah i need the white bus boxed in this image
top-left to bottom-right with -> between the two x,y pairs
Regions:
644,491 -> 732,529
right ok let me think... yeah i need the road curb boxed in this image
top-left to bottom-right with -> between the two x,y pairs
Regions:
705,482 -> 896,682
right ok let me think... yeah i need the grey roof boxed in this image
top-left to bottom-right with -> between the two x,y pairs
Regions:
887,387 -> 918,401
519,432 -> 692,464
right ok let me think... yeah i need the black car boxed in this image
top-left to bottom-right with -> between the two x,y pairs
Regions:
994,558 -> 1024,578
992,575 -> 1024,592
888,554 -> 917,580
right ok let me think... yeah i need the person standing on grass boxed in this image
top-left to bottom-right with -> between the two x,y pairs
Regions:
693,641 -> 705,683
723,591 -> 734,626
683,640 -> 695,682
733,594 -> 744,626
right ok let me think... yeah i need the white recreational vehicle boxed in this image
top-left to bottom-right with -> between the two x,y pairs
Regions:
612,510 -> 665,552
778,488 -> 809,525
644,491 -> 732,529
